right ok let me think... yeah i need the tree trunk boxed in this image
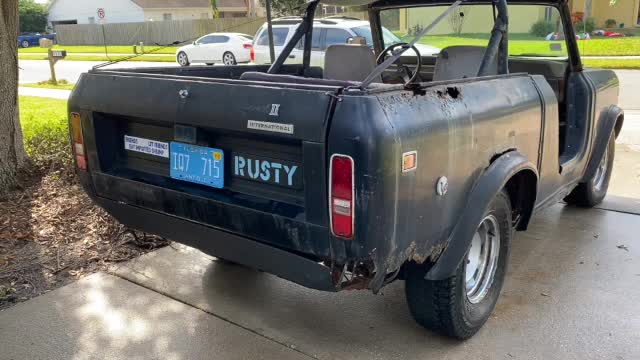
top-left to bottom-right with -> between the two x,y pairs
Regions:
0,0 -> 27,193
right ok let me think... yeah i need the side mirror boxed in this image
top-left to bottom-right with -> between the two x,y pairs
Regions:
193,41 -> 197,45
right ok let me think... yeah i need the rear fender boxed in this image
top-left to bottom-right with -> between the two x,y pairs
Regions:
582,105 -> 623,182
425,151 -> 538,280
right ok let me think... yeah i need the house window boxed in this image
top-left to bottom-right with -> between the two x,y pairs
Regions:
88,16 -> 95,24
163,13 -> 172,21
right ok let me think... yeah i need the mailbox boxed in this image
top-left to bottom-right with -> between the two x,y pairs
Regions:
47,49 -> 67,84
50,49 -> 67,59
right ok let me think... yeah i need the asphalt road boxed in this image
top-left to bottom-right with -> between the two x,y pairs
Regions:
18,60 -> 176,84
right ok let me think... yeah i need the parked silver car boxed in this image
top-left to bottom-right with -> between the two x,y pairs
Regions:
251,16 -> 440,67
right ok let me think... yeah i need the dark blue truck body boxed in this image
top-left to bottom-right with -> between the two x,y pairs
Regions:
68,58 -> 621,292
68,0 -> 622,299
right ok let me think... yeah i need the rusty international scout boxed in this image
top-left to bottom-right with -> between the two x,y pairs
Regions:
69,0 -> 623,338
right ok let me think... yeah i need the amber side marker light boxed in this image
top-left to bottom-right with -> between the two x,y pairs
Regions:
70,112 -> 87,170
402,151 -> 417,172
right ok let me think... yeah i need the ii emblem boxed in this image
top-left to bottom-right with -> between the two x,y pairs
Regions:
269,104 -> 280,116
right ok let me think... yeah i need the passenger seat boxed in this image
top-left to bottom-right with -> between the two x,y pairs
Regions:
323,37 -> 378,82
433,46 -> 497,81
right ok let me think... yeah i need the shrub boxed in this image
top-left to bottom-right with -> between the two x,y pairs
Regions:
529,20 -> 556,37
574,17 -> 596,33
605,19 -> 617,28
408,24 -> 424,37
19,96 -> 73,172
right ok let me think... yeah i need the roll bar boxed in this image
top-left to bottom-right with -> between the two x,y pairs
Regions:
478,0 -> 509,76
268,0 -> 510,83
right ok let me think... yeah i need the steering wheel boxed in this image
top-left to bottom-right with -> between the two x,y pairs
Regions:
376,42 -> 422,85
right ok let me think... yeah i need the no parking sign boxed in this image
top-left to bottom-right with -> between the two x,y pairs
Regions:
97,8 -> 106,19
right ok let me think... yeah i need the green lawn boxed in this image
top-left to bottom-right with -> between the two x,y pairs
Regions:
18,54 -> 176,62
398,33 -> 640,56
21,80 -> 75,90
583,58 -> 640,69
18,44 -> 178,54
19,96 -> 71,167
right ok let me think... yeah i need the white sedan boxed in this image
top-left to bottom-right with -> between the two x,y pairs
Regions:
176,33 -> 253,66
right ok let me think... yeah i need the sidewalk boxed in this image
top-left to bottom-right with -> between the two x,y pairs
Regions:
0,273 -> 307,360
18,87 -> 71,100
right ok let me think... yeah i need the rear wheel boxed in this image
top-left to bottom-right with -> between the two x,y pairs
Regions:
405,190 -> 512,339
564,132 -> 615,207
21,40 -> 30,48
177,51 -> 190,66
222,52 -> 237,66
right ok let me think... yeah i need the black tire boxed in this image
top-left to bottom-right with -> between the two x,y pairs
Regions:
222,52 -> 237,66
177,51 -> 190,67
405,190 -> 512,339
21,40 -> 30,48
564,132 -> 615,207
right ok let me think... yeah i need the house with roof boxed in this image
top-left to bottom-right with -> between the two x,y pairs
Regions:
569,0 -> 640,29
47,0 -> 257,26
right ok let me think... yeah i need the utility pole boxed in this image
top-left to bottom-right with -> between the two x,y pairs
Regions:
266,0 -> 275,63
585,0 -> 592,18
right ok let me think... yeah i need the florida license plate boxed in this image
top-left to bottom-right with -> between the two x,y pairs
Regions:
170,142 -> 224,188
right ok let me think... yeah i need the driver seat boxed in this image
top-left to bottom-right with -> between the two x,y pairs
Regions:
433,46 -> 498,81
323,37 -> 379,82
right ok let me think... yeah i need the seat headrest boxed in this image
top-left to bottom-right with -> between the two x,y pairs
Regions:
324,45 -> 378,82
433,46 -> 497,81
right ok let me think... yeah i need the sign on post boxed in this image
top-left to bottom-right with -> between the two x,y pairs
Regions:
47,49 -> 67,85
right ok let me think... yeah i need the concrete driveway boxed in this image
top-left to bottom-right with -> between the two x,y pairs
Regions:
1,201 -> 638,360
3,65 -> 640,359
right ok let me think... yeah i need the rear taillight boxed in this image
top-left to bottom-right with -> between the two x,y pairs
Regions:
250,46 -> 255,61
243,43 -> 252,49
70,112 -> 87,170
330,154 -> 354,239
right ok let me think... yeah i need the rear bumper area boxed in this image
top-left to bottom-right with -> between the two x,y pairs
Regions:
94,195 -> 338,292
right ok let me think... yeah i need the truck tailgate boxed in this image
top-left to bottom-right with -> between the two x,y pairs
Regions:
71,71 -> 339,258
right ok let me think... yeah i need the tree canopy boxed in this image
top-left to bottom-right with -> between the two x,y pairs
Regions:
19,0 -> 48,33
260,0 -> 307,16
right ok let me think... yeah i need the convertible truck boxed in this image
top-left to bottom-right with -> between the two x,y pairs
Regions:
69,0 -> 623,339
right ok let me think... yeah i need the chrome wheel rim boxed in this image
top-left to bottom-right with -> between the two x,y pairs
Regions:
223,53 -> 235,65
593,146 -> 609,192
178,53 -> 187,66
22,41 -> 29,48
465,215 -> 501,304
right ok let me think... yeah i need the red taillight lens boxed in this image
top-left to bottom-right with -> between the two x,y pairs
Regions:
243,43 -> 252,49
250,46 -> 255,61
70,112 -> 87,170
330,154 -> 354,239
